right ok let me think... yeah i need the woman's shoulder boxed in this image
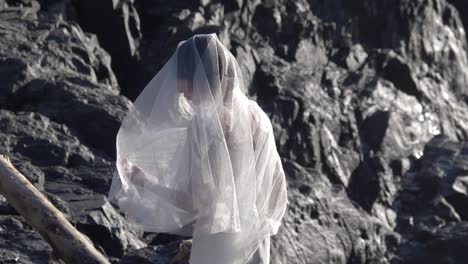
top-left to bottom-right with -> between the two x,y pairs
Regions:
247,100 -> 273,134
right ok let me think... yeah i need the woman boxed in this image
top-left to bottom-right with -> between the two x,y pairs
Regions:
108,33 -> 288,264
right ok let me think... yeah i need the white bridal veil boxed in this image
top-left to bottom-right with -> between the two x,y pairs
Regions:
108,33 -> 288,263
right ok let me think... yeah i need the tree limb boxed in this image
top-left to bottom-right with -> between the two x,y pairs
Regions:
0,155 -> 110,264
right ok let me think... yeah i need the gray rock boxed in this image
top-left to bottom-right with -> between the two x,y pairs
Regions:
396,222 -> 468,264
0,215 -> 51,264
71,0 -> 142,98
272,160 -> 398,264
0,6 -> 143,261
0,7 -> 132,157
0,110 -> 96,169
0,109 -> 146,259
8,78 -> 131,158
395,136 -> 468,229
66,194 -> 146,258
393,136 -> 468,263
119,242 -> 181,264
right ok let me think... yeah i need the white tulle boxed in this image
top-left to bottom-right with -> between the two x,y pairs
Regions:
108,33 -> 288,264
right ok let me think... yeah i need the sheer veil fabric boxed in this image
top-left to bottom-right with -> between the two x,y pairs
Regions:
108,33 -> 288,263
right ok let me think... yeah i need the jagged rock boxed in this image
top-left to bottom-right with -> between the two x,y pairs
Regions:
0,195 -> 17,215
0,110 -> 96,170
66,195 -> 146,258
272,160 -> 398,263
0,110 -> 95,167
8,78 -> 131,158
9,156 -> 45,190
0,109 -> 146,259
0,7 -> 131,157
0,6 -> 144,262
0,215 -> 51,264
393,136 -> 468,263
395,136 -> 468,229
0,8 -> 118,92
71,0 -> 142,98
396,222 -> 468,264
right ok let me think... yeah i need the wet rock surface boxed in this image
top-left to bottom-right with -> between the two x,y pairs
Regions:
1,0 -> 468,263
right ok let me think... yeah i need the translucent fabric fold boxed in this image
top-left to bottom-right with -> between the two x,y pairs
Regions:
108,33 -> 288,264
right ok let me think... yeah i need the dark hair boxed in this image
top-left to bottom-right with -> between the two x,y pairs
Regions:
177,34 -> 226,88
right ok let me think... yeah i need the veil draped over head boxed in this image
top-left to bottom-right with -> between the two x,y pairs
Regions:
108,33 -> 288,264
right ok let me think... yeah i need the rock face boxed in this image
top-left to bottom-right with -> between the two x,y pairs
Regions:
0,5 -> 144,262
393,135 -> 468,263
0,5 -> 129,157
71,0 -> 142,99
1,0 -> 468,263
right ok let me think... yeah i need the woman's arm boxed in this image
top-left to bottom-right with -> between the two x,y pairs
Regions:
249,101 -> 288,234
118,158 -> 193,212
267,156 -> 288,235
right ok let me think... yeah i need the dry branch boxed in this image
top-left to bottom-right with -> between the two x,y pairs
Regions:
0,155 -> 110,264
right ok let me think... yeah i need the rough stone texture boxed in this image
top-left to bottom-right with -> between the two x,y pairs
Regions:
393,135 -> 468,263
0,5 -> 145,262
0,6 -> 130,157
0,110 -> 146,258
119,242 -> 182,264
2,0 -> 468,263
0,214 -> 52,263
71,0 -> 142,98
273,160 -> 398,263
447,0 -> 468,47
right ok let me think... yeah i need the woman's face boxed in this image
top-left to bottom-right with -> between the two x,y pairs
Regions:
178,79 -> 208,107
178,79 -> 192,100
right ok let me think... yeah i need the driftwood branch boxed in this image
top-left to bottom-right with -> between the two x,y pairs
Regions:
0,155 -> 110,264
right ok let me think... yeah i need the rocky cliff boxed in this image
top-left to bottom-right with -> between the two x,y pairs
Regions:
1,0 -> 468,263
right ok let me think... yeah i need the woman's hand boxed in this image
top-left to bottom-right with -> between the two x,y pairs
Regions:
119,158 -> 146,188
